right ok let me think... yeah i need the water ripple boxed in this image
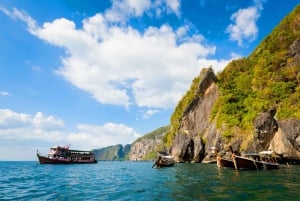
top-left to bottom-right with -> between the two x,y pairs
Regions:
0,161 -> 299,200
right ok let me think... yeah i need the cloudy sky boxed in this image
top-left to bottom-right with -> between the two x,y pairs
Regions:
0,0 -> 299,160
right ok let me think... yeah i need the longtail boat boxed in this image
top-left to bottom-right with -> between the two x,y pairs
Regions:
217,147 -> 279,170
152,152 -> 175,168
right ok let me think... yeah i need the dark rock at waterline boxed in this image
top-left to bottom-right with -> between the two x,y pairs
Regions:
253,108 -> 279,151
269,118 -> 300,163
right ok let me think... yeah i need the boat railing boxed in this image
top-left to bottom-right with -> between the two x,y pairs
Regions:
259,151 -> 278,164
243,151 -> 278,164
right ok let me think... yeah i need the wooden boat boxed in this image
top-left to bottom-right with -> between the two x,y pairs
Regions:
217,157 -> 235,169
152,152 -> 175,168
217,150 -> 279,170
37,145 -> 97,164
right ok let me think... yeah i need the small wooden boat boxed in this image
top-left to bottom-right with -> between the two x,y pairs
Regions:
217,157 -> 235,169
152,152 -> 175,168
37,145 -> 97,164
217,150 -> 279,170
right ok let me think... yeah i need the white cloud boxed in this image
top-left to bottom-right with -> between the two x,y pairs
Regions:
165,0 -> 180,15
0,109 -> 140,159
0,91 -> 10,96
105,0 -> 151,22
104,0 -> 180,23
0,109 -> 64,131
1,3 -> 231,111
37,15 -> 224,109
0,109 -> 30,129
197,58 -> 233,73
226,2 -> 263,46
154,0 -> 180,16
67,123 -> 140,148
33,112 -> 64,130
0,7 -> 38,34
143,109 -> 160,119
31,65 -> 41,72
0,109 -> 65,145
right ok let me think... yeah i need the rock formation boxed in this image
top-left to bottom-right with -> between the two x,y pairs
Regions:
170,68 -> 220,162
253,108 -> 278,151
166,5 -> 300,164
169,67 -> 300,164
250,110 -> 300,163
270,119 -> 300,164
129,136 -> 162,161
129,126 -> 169,161
94,144 -> 130,161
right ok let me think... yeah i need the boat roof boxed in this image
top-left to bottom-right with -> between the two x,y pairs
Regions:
259,151 -> 274,155
51,145 -> 69,149
69,149 -> 93,153
161,155 -> 174,159
50,146 -> 93,152
243,151 -> 274,156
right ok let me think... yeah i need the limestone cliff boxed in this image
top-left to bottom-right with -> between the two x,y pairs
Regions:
93,144 -> 131,161
169,68 -> 300,164
170,68 -> 220,162
166,5 -> 300,163
270,119 -> 300,164
129,126 -> 169,161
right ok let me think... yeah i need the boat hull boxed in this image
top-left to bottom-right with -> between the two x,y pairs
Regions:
218,158 -> 236,169
37,154 -> 97,164
255,161 -> 279,170
160,160 -> 175,167
218,155 -> 278,170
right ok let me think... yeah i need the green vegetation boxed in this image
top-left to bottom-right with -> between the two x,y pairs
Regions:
165,5 -> 300,146
213,5 -> 300,139
132,125 -> 170,160
132,125 -> 170,144
143,150 -> 158,160
93,144 -> 130,161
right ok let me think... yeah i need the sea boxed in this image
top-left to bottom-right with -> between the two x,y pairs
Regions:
0,161 -> 299,201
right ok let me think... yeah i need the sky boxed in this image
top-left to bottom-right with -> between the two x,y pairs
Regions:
0,0 -> 299,161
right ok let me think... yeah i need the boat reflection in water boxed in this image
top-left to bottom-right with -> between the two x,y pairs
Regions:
37,145 -> 97,164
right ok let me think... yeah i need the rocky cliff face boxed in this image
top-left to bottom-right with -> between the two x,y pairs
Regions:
170,67 -> 300,164
129,137 -> 162,161
94,144 -> 130,160
253,108 -> 279,151
252,111 -> 300,164
129,126 -> 169,161
167,5 -> 300,164
270,119 -> 300,164
170,68 -> 221,162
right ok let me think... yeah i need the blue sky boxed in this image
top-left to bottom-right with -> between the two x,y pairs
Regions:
0,0 -> 299,160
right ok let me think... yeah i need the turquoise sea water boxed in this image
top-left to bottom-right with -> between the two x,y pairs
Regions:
0,161 -> 299,201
